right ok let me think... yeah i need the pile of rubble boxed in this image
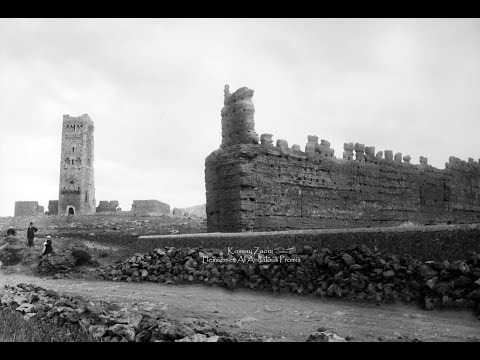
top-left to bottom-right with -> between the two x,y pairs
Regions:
0,283 -> 239,342
96,245 -> 480,314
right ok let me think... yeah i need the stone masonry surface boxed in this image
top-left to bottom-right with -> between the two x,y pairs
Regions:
205,86 -> 480,232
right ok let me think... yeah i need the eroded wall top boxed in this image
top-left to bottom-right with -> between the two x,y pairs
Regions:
221,85 -> 259,148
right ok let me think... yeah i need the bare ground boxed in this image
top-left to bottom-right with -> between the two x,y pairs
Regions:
1,214 -> 479,342
0,273 -> 479,342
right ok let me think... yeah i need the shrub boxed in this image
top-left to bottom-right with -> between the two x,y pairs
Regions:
0,246 -> 23,266
70,249 -> 93,266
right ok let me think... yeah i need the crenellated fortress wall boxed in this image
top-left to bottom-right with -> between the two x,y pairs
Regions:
205,85 -> 480,232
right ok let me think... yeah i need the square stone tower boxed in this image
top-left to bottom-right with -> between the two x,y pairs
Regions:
58,114 -> 96,215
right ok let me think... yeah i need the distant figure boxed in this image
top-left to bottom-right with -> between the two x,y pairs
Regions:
41,236 -> 53,257
6,227 -> 16,236
27,222 -> 38,247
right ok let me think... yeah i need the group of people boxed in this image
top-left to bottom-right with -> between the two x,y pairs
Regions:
5,221 -> 53,257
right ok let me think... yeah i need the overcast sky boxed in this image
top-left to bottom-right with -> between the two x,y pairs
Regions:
0,18 -> 479,217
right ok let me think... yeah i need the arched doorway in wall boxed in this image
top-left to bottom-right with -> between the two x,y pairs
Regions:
66,205 -> 76,216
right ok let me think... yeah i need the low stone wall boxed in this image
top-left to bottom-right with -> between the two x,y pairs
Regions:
137,224 -> 480,262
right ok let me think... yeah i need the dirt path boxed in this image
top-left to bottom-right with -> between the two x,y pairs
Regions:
1,273 -> 479,342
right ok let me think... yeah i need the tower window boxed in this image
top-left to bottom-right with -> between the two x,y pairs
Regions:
73,147 -> 75,153
71,160 -> 74,165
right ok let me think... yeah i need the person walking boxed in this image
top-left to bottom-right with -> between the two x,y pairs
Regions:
27,222 -> 38,247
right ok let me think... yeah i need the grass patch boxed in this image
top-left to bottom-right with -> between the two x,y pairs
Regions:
0,307 -> 100,342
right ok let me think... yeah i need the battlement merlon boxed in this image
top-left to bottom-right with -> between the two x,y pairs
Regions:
445,156 -> 480,172
63,114 -> 93,123
217,86 -> 479,171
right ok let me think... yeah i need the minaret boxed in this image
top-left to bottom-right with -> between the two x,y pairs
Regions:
58,114 -> 96,215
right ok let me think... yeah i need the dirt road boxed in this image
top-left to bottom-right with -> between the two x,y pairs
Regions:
1,273 -> 478,342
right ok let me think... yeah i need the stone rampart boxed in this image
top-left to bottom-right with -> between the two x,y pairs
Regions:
205,85 -> 480,232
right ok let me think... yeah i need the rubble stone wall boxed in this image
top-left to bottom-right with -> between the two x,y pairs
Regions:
99,245 -> 480,313
205,86 -> 480,232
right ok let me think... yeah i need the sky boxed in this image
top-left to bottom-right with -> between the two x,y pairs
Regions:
0,18 -> 479,217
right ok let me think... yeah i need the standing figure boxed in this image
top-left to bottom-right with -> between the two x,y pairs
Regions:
41,236 -> 54,257
27,222 -> 38,247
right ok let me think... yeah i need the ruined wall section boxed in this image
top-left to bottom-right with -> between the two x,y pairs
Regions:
205,85 -> 480,232
206,148 -> 250,232
221,85 -> 259,148
48,200 -> 59,215
58,114 -> 96,215
131,200 -> 170,215
96,200 -> 119,213
14,201 -> 44,217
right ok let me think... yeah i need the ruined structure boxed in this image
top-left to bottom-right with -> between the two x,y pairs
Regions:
205,85 -> 480,232
48,200 -> 59,215
14,201 -> 44,217
58,114 -> 96,215
172,208 -> 183,216
131,200 -> 170,215
96,200 -> 119,213
172,204 -> 206,218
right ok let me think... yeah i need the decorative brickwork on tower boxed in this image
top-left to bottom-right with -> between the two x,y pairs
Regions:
58,114 -> 96,215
